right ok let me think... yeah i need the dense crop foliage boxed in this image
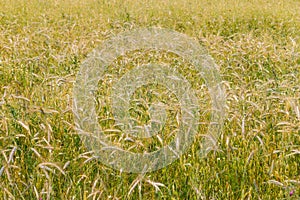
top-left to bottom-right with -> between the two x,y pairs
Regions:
0,0 -> 299,199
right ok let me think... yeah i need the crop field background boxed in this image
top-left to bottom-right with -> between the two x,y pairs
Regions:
0,0 -> 300,199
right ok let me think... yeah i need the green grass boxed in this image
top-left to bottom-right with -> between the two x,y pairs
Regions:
0,0 -> 300,199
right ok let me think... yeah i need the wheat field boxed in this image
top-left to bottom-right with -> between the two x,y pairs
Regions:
0,0 -> 300,199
